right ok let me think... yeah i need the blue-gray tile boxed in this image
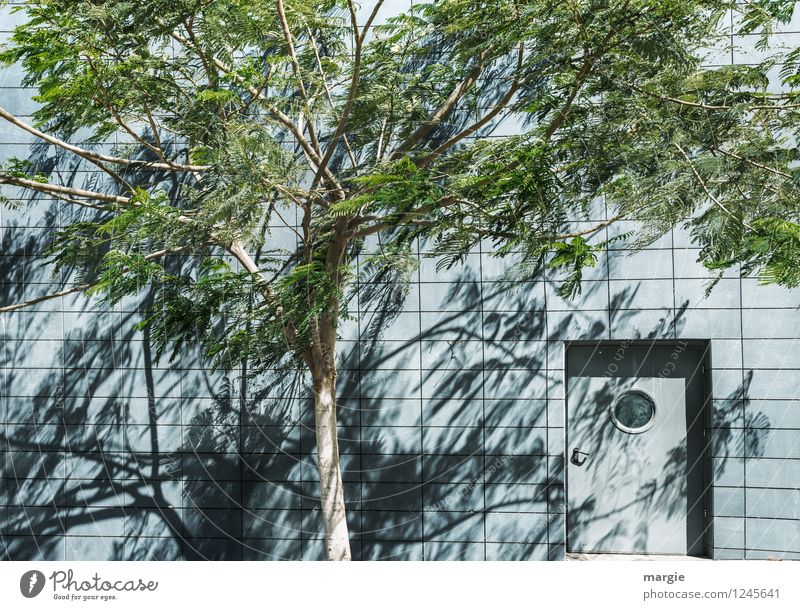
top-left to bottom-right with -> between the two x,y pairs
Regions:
545,280 -> 609,311
713,516 -> 745,548
487,541 -> 550,560
746,489 -> 800,520
419,281 -> 481,312
742,339 -> 800,369
747,429 -> 800,459
608,250 -> 673,280
741,279 -> 800,309
713,487 -> 744,517
547,310 -> 608,341
742,309 -> 800,339
675,309 -> 742,339
485,511 -> 549,543
746,517 -> 800,552
423,512 -> 484,543
610,279 -> 674,310
675,278 -> 740,309
746,458 -> 800,488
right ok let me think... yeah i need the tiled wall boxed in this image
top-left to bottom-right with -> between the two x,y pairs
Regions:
1,2 -> 800,560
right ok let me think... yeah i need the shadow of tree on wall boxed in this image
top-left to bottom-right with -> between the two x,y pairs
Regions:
3,218 -> 768,560
330,260 -> 725,560
2,195 -> 773,561
2,134 -> 191,559
1,128 -> 772,561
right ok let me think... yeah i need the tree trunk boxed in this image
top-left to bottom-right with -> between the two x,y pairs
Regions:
312,368 -> 351,560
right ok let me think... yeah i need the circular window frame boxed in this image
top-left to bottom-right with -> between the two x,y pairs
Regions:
609,388 -> 657,434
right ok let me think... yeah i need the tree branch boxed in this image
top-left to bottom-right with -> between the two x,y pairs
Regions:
627,80 -> 800,112
0,283 -> 93,313
305,25 -> 358,171
227,239 -> 299,346
0,173 -> 131,204
312,0 -> 385,186
714,147 -> 791,179
540,0 -> 622,144
47,190 -> 114,212
557,214 -> 623,239
544,52 -> 591,142
0,105 -> 208,173
389,49 -> 491,160
201,53 -> 346,199
420,43 -> 525,166
674,142 -> 755,231
85,53 -> 168,160
184,15 -> 218,87
0,244 -> 204,313
166,23 -> 346,197
276,0 -> 323,157
0,173 -> 197,229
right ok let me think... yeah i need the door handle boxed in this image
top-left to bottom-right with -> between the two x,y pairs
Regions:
570,448 -> 589,466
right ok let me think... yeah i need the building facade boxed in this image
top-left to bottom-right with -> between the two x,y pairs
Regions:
1,1 -> 800,560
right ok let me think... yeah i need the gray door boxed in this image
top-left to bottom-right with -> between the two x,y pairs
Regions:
566,343 -> 709,556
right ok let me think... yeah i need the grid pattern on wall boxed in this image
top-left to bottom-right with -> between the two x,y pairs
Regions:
2,1 -> 800,560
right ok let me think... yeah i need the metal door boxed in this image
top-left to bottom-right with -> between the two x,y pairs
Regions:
566,343 -> 709,556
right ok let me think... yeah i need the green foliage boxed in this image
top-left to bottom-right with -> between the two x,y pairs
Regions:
90,250 -> 170,303
3,0 -> 800,376
0,158 -> 50,181
547,237 -> 599,299
698,217 -> 800,288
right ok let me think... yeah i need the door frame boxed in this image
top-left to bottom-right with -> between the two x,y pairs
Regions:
562,339 -> 714,558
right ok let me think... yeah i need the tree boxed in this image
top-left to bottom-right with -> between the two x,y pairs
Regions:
660,0 -> 800,288
1,0 -> 796,560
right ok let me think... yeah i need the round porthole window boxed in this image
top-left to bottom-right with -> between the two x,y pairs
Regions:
610,389 -> 656,434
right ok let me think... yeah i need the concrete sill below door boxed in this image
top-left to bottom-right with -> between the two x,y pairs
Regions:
567,553 -> 710,561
